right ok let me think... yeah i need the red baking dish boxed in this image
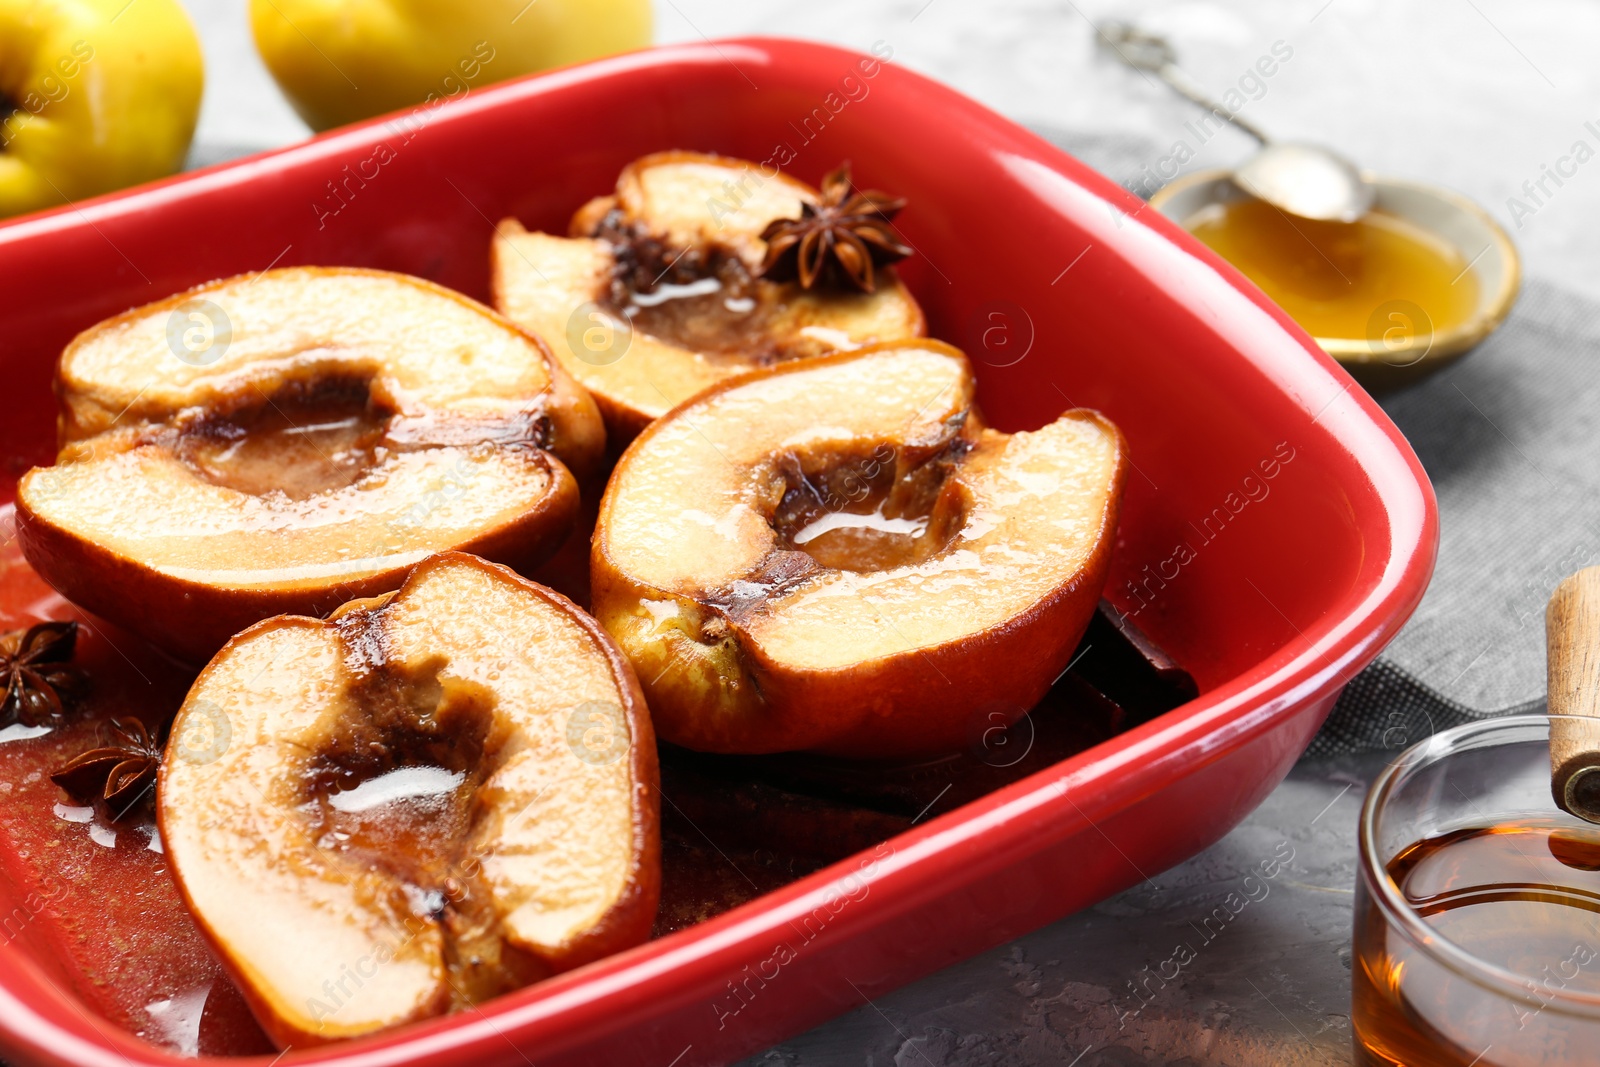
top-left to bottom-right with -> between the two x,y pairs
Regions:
0,37 -> 1434,1067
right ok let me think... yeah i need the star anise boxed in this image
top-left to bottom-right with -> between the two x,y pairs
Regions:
758,162 -> 913,293
0,620 -> 83,726
51,718 -> 162,816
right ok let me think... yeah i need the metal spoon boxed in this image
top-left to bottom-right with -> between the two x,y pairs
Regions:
1097,22 -> 1375,223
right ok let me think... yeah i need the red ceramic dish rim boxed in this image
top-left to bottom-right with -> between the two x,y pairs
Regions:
0,37 -> 1438,1067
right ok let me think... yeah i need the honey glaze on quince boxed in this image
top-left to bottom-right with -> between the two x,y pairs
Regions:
595,212 -> 844,367
766,439 -> 968,575
174,378 -> 391,501
298,637 -> 546,1005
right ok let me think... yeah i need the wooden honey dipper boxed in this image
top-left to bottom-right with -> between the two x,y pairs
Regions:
1548,568 -> 1600,822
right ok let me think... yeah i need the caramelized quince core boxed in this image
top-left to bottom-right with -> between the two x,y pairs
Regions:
175,377 -> 388,500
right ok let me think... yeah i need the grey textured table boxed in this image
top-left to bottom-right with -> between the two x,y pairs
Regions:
179,1 -> 1592,1062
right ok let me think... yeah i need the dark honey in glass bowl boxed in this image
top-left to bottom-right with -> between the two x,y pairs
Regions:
1355,815 -> 1600,1067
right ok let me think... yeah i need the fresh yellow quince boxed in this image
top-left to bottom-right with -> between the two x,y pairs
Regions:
0,0 -> 203,218
250,0 -> 652,132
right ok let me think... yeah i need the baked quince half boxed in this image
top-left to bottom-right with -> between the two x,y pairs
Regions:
491,152 -> 926,440
591,341 -> 1128,758
17,268 -> 604,663
158,552 -> 659,1047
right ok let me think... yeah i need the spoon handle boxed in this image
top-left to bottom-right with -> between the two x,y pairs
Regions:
1548,567 -> 1600,822
1096,22 -> 1272,146
1153,65 -> 1272,146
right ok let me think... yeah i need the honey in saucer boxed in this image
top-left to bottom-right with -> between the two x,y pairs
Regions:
1184,196 -> 1479,347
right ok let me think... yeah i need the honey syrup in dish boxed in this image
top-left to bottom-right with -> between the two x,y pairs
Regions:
1184,198 -> 1480,346
1353,817 -> 1600,1066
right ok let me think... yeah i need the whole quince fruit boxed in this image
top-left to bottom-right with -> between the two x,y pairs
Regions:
0,0 -> 204,218
250,0 -> 652,132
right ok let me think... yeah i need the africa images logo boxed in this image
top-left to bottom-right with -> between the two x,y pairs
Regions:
165,299 -> 233,366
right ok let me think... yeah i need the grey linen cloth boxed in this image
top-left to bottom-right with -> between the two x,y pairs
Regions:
1033,125 -> 1594,756
1310,279 -> 1596,755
